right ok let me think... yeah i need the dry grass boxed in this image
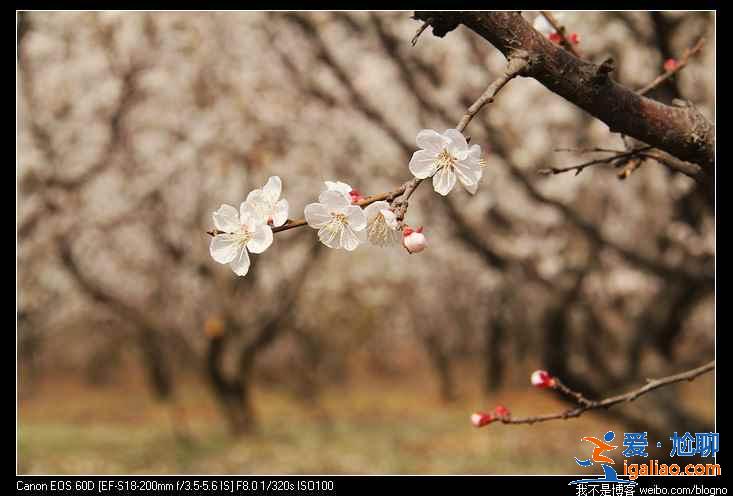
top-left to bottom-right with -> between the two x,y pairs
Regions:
17,373 -> 713,474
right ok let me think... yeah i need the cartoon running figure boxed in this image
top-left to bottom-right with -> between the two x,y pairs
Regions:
575,431 -> 617,467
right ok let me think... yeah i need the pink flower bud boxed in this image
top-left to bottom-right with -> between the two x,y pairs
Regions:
548,32 -> 562,44
568,32 -> 581,45
493,405 -> 511,418
471,412 -> 495,428
349,189 -> 364,203
664,58 -> 679,72
403,226 -> 427,254
531,369 -> 555,388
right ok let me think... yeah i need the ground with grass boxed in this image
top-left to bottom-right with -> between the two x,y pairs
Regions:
18,373 -> 713,474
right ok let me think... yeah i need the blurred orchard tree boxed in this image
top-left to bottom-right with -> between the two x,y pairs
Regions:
18,11 -> 714,441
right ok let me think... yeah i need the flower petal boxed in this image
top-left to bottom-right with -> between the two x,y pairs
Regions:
272,199 -> 289,227
213,204 -> 240,232
380,209 -> 399,229
229,246 -> 251,276
318,223 -> 341,249
304,203 -> 332,229
364,200 -> 390,222
247,223 -> 273,254
432,165 -> 456,196
246,188 -> 264,206
409,149 -> 439,179
245,190 -> 271,224
319,190 -> 351,211
239,201 -> 261,231
324,181 -> 352,197
454,158 -> 482,195
340,225 -> 361,251
416,129 -> 449,154
210,234 -> 241,264
444,128 -> 469,157
345,205 -> 367,231
468,143 -> 482,160
262,176 -> 282,202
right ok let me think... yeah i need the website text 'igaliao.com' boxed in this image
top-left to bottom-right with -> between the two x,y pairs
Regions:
623,458 -> 721,480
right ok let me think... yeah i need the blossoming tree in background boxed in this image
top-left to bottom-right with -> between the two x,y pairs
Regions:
19,11 -> 715,448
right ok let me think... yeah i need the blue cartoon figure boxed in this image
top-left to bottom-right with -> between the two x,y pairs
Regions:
569,431 -> 637,486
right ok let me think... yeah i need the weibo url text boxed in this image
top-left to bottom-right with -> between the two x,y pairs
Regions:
638,486 -> 727,495
623,459 -> 722,480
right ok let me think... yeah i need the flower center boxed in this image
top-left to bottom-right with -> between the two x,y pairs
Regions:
324,212 -> 348,234
436,149 -> 457,169
233,227 -> 252,246
332,212 -> 348,225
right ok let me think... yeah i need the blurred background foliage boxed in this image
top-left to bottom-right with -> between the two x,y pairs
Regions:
17,11 -> 714,474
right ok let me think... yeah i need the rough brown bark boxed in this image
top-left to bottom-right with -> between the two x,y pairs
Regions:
414,12 -> 715,171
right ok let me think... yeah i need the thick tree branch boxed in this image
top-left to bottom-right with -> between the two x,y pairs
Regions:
413,12 -> 714,171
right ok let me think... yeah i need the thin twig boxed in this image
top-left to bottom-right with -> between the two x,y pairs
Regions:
617,157 -> 644,179
554,147 -> 627,154
614,38 -> 705,165
496,361 -> 714,426
456,56 -> 528,132
540,11 -> 582,58
552,377 -> 595,408
538,146 -> 653,176
637,38 -> 705,96
411,20 -> 430,46
207,57 -> 526,237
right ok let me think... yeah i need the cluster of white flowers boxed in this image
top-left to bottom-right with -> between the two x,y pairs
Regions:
304,181 -> 400,250
209,129 -> 486,275
209,176 -> 286,276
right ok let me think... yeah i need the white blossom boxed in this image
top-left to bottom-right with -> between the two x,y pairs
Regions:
246,176 -> 289,227
209,202 -> 273,276
324,180 -> 353,198
304,190 -> 367,251
408,129 -> 482,196
363,201 -> 400,247
324,180 -> 362,203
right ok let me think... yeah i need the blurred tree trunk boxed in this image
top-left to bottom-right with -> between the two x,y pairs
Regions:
204,241 -> 323,435
207,331 -> 255,434
137,328 -> 174,400
56,238 -> 192,443
421,334 -> 457,402
290,327 -> 323,404
483,315 -> 505,393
